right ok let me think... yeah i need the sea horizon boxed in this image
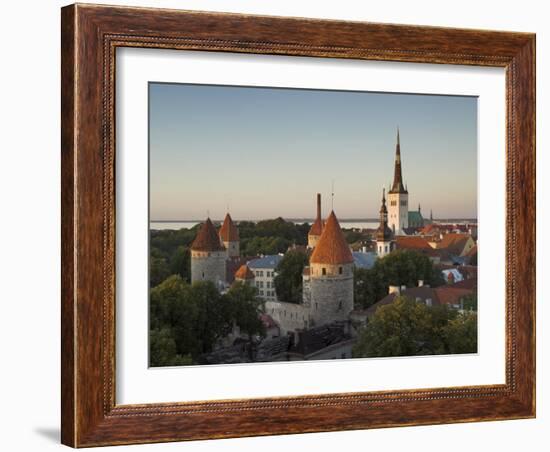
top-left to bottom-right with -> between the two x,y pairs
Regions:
150,218 -> 478,231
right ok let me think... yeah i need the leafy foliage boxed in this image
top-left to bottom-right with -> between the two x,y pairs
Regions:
149,276 -> 265,366
274,250 -> 309,303
352,296 -> 476,358
442,312 -> 478,354
353,250 -> 445,309
460,294 -> 478,312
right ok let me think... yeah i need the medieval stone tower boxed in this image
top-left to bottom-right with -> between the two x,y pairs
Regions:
308,211 -> 354,326
307,193 -> 323,249
219,213 -> 240,258
190,217 -> 227,287
375,188 -> 395,258
388,128 -> 409,235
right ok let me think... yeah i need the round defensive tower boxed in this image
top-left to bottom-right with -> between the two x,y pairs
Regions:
219,213 -> 240,258
190,217 -> 227,288
308,211 -> 354,326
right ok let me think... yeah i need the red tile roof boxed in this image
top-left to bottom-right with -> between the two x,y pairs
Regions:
310,211 -> 354,265
309,193 -> 324,236
191,218 -> 225,252
219,213 -> 239,242
234,264 -> 254,280
434,286 -> 475,306
419,223 -> 438,235
308,217 -> 324,236
395,236 -> 432,250
437,233 -> 472,255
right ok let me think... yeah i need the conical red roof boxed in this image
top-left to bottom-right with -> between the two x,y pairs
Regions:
309,217 -> 324,236
191,218 -> 225,252
310,211 -> 353,265
219,213 -> 239,242
308,193 -> 323,236
234,264 -> 254,280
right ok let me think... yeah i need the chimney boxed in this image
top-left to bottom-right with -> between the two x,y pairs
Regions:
316,193 -> 321,220
418,279 -> 424,287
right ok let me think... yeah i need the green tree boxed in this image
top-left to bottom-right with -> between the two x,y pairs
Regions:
150,256 -> 171,288
442,312 -> 478,354
274,250 -> 309,303
241,236 -> 290,256
149,328 -> 193,367
150,275 -> 197,355
353,267 -> 379,310
169,245 -> 191,282
353,250 -> 445,309
353,297 -> 435,358
223,282 -> 265,338
461,294 -> 478,312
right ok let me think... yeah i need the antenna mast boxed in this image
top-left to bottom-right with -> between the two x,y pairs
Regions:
331,179 -> 335,210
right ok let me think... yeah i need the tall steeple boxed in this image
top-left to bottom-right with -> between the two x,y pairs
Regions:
376,188 -> 393,243
389,127 -> 408,194
387,127 -> 409,235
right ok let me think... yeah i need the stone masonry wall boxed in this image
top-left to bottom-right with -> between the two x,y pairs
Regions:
309,263 -> 354,327
191,250 -> 227,287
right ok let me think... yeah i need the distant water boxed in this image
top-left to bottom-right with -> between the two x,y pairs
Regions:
150,221 -> 380,231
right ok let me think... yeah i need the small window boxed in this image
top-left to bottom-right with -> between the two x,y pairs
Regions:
339,267 -> 343,274
322,268 -> 326,275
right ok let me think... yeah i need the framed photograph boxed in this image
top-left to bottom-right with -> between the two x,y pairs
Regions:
61,3 -> 536,447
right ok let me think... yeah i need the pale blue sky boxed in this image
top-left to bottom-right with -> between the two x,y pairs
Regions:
149,83 -> 477,220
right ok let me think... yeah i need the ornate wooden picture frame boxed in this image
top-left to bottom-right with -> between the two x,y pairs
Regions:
61,3 -> 535,447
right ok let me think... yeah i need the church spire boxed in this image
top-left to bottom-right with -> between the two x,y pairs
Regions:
389,127 -> 408,194
376,188 -> 393,242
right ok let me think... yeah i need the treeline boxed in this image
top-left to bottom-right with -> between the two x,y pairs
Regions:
149,219 -> 310,287
354,250 -> 445,310
238,218 -> 309,256
353,296 -> 477,358
150,277 -> 265,366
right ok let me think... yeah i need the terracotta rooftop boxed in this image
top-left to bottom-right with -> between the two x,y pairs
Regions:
308,193 -> 324,237
395,236 -> 433,250
219,213 -> 239,242
234,264 -> 254,280
434,285 -> 475,306
438,233 -> 472,255
309,217 -> 324,236
310,211 -> 354,265
190,218 -> 225,252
